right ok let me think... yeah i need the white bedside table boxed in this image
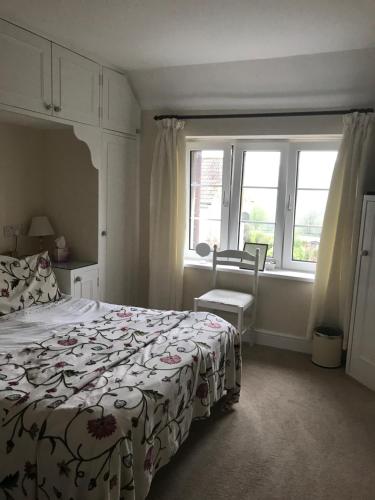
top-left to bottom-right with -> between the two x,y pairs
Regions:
53,261 -> 99,300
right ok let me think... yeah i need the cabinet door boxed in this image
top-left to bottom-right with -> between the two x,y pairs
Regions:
0,20 -> 52,114
348,200 -> 375,391
102,67 -> 140,135
72,268 -> 99,300
102,133 -> 139,305
52,44 -> 100,126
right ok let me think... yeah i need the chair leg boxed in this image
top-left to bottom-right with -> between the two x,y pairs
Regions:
250,301 -> 257,330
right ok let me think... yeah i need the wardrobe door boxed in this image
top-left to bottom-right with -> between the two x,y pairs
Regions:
102,67 -> 140,135
102,133 -> 139,305
52,44 -> 100,126
0,19 -> 52,114
347,198 -> 375,391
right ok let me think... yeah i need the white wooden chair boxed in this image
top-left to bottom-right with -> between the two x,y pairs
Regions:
193,245 -> 261,334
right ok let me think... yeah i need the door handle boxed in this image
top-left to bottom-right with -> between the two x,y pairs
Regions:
361,250 -> 369,257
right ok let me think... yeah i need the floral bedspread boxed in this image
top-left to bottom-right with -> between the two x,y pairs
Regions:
0,305 -> 241,500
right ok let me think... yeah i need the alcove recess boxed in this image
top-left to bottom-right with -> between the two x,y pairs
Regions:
0,109 -> 98,263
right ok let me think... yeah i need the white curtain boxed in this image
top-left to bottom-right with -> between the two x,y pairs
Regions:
149,118 -> 186,310
307,112 -> 375,346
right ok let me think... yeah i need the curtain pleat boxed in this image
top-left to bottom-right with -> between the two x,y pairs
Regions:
149,118 -> 185,310
307,112 -> 375,347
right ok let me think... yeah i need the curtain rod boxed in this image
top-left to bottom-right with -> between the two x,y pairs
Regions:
153,108 -> 373,121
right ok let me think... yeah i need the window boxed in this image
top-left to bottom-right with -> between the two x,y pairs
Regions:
186,138 -> 339,272
187,141 -> 232,251
189,149 -> 223,249
238,151 -> 281,257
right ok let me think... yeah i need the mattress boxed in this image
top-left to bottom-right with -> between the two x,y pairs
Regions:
0,297 -> 241,499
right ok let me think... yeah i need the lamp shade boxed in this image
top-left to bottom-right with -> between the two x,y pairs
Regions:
28,216 -> 54,237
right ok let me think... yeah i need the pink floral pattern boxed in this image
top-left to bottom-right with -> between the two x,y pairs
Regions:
57,338 -> 77,346
196,382 -> 209,399
0,307 -> 241,499
117,311 -> 133,318
160,354 -> 182,364
87,414 -> 117,440
144,446 -> 157,472
0,251 -> 60,316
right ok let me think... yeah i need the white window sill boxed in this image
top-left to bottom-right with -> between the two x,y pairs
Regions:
184,259 -> 315,283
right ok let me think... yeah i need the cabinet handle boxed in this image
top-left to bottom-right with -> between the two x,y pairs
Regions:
101,230 -> 107,237
54,105 -> 61,112
44,103 -> 52,110
74,276 -> 82,283
361,250 -> 369,257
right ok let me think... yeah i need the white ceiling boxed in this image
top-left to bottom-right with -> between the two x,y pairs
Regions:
0,0 -> 375,70
1,1 -> 374,111
130,48 -> 375,111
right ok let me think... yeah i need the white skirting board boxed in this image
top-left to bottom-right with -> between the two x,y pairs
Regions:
244,328 -> 312,354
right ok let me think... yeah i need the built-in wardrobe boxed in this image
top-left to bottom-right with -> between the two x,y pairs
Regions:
0,17 -> 141,307
347,195 -> 375,391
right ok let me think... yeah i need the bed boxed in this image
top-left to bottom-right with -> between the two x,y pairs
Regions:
0,255 -> 241,500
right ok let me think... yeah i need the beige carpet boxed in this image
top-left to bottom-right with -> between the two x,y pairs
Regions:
147,345 -> 375,500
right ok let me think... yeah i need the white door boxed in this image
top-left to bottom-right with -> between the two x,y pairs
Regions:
102,133 -> 139,305
52,44 -> 100,126
347,199 -> 375,391
72,268 -> 99,300
0,19 -> 52,114
102,67 -> 140,135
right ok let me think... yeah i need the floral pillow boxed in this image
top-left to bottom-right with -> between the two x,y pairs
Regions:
0,251 -> 61,315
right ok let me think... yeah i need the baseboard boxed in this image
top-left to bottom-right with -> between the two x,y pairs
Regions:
244,328 -> 312,354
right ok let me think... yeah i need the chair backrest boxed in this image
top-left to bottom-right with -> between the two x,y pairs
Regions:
212,245 -> 260,296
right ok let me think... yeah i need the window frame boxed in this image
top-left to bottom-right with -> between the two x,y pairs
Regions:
185,137 -> 340,273
228,140 -> 288,268
185,140 -> 232,260
283,140 -> 340,272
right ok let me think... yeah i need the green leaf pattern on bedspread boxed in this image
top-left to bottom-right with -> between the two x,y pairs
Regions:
0,307 -> 241,500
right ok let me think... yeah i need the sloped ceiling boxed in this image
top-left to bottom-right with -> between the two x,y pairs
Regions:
0,0 -> 374,110
129,48 -> 375,111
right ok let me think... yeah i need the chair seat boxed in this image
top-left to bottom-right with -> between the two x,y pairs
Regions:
196,289 -> 254,309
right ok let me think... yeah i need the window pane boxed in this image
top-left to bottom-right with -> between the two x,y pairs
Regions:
191,186 -> 222,219
241,188 -> 278,223
293,226 -> 321,263
189,149 -> 224,250
191,150 -> 223,186
190,218 -> 221,250
292,149 -> 337,263
294,190 -> 329,227
242,151 -> 280,187
239,222 -> 275,257
297,151 -> 337,189
240,188 -> 277,257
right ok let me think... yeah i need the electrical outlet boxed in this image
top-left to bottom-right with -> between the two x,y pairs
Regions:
3,224 -> 28,238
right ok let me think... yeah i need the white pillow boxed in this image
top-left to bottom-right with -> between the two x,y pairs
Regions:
0,251 -> 61,315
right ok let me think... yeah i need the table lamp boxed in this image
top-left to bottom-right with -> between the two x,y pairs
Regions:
28,216 -> 54,251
